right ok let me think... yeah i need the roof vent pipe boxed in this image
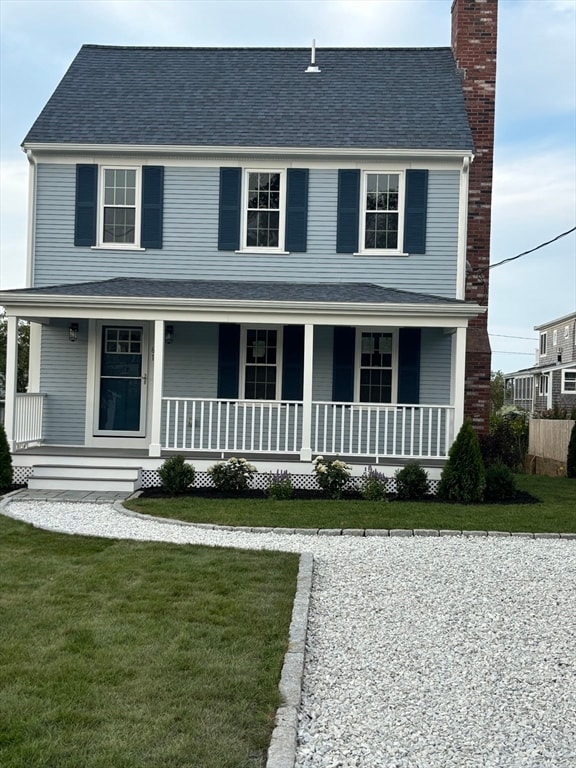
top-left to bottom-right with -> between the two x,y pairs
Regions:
305,39 -> 321,73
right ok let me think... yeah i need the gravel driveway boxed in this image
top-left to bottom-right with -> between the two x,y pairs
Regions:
3,499 -> 575,768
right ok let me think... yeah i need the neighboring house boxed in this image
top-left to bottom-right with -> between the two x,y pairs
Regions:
0,0 -> 497,492
505,312 -> 576,414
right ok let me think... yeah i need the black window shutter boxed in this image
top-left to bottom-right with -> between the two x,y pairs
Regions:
397,328 -> 421,404
218,168 -> 242,250
141,166 -> 164,249
285,169 -> 309,252
74,164 -> 98,246
281,325 -> 304,400
336,170 -> 360,254
332,326 -> 356,401
217,324 -> 241,399
403,170 -> 428,254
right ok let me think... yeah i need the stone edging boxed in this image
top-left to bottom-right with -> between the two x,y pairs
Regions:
266,552 -> 313,768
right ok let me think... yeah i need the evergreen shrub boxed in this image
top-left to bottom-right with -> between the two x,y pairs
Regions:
157,455 -> 195,495
484,463 -> 516,502
0,423 -> 13,491
438,420 -> 485,503
567,422 -> 576,479
394,462 -> 429,501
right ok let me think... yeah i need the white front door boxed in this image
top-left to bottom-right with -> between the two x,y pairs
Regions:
94,324 -> 149,436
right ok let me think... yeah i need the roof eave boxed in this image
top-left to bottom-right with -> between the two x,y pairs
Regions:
22,142 -> 475,160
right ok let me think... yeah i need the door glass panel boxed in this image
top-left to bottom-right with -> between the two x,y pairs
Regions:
99,327 -> 143,432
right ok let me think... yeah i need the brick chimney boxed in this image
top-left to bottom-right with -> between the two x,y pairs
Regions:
451,0 -> 498,434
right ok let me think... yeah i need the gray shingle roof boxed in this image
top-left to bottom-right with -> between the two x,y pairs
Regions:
3,277 -> 466,305
23,45 -> 473,151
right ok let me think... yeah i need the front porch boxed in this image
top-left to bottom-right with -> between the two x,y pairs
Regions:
1,277 -> 485,489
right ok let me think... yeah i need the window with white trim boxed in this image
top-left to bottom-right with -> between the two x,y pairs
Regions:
539,332 -> 547,356
361,172 -> 404,253
242,328 -> 282,400
553,329 -> 558,346
357,331 -> 396,403
100,167 -> 140,247
562,370 -> 576,393
539,374 -> 549,396
564,325 -> 570,339
243,171 -> 285,251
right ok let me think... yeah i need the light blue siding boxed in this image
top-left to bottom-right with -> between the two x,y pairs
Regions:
420,328 -> 452,404
39,320 -> 87,444
34,164 -> 460,298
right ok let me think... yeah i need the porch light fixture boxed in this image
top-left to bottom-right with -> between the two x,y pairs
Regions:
69,322 -> 79,342
165,325 -> 174,345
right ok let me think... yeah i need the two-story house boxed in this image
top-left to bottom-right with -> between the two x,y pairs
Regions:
505,312 -> 576,415
0,0 -> 497,492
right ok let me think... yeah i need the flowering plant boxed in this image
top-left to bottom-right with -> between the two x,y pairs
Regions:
312,455 -> 352,499
208,457 -> 257,493
267,470 -> 293,500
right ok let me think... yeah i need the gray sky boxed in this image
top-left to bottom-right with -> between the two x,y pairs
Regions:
1,0 -> 575,374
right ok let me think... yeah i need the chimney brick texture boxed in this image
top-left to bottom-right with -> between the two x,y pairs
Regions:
452,0 -> 498,435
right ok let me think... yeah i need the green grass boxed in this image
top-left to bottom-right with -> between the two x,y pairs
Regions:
0,515 -> 299,768
125,475 -> 576,533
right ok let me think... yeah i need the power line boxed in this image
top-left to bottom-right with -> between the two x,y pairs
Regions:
489,333 -> 536,341
484,226 -> 576,272
492,350 -> 535,355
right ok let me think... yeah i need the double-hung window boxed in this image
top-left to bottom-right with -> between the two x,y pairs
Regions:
243,171 -> 286,251
540,332 -> 547,356
242,328 -> 282,400
100,167 -> 140,247
361,172 -> 402,252
539,374 -> 549,396
562,370 -> 576,393
357,331 -> 396,403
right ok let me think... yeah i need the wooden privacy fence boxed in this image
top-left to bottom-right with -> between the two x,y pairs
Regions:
528,420 -> 575,464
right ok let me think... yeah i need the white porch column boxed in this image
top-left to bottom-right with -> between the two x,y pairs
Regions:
148,319 -> 165,457
4,316 -> 19,452
451,326 -> 467,439
299,323 -> 314,461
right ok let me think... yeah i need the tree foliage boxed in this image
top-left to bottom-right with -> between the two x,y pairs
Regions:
0,311 -> 30,393
438,419 -> 485,503
0,422 -> 13,490
567,422 -> 576,479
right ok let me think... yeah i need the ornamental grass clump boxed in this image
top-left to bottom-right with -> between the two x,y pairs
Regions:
438,419 -> 485,503
157,455 -> 195,495
360,466 -> 388,501
208,457 -> 257,494
312,456 -> 352,499
267,470 -> 294,500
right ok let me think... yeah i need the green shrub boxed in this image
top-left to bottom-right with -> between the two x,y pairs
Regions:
0,423 -> 13,491
312,456 -> 352,499
394,462 -> 429,501
567,422 -> 576,479
360,466 -> 388,501
267,470 -> 293,500
157,455 -> 195,495
481,410 -> 529,471
438,420 -> 485,503
208,457 -> 257,494
484,463 -> 517,502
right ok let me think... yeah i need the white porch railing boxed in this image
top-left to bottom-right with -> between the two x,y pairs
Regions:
14,393 -> 45,448
312,402 -> 455,459
162,398 -> 454,459
163,398 -> 303,453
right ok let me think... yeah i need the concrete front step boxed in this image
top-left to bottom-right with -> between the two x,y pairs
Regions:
28,465 -> 141,493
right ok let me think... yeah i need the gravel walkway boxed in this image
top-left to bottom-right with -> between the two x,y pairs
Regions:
3,499 -> 576,768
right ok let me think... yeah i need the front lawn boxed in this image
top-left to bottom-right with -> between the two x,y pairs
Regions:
0,515 -> 299,768
124,475 -> 576,533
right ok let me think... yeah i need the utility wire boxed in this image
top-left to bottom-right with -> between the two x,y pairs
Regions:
489,333 -> 536,341
481,226 -> 576,273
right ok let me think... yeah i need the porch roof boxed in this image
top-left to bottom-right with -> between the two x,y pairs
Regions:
0,277 -> 485,326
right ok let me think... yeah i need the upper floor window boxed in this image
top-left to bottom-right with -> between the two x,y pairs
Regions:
101,168 -> 139,246
218,167 -> 308,253
74,164 -> 163,249
244,171 -> 285,250
565,325 -> 570,339
553,329 -> 558,346
540,332 -> 547,356
361,173 -> 402,252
